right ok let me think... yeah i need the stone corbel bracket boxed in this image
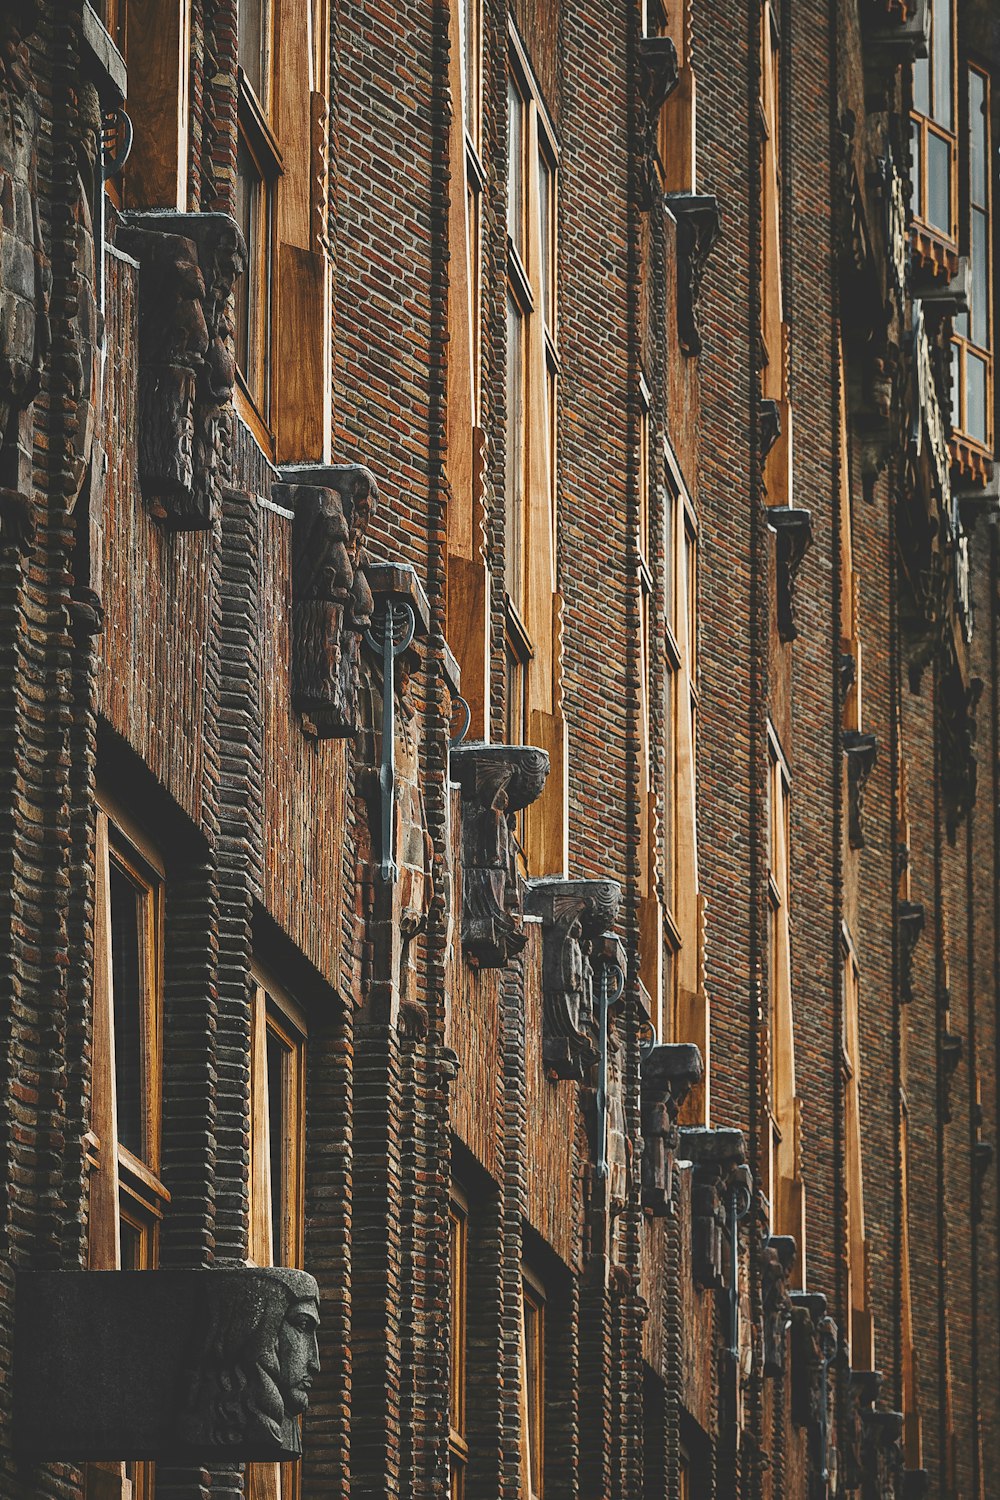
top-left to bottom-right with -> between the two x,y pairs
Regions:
761,1234 -> 796,1377
789,1291 -> 837,1482
842,1368 -> 883,1492
639,1042 -> 703,1216
118,211 -> 246,529
664,193 -> 722,357
273,463 -> 377,738
861,1406 -> 904,1492
636,36 -> 679,209
525,875 -> 623,1081
678,1125 -> 746,1291
843,730 -> 878,849
973,1138 -> 994,1225
767,506 -> 813,643
940,1030 -> 963,1123
450,742 -> 549,968
897,899 -> 924,1004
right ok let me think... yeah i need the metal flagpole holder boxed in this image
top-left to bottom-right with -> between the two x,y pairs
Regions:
365,598 -> 416,883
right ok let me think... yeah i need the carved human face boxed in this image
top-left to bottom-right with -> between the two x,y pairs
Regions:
277,1295 -> 321,1415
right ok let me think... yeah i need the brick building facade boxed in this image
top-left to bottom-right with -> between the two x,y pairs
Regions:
0,0 -> 997,1496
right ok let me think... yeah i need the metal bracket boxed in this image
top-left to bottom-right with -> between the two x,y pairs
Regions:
449,694 -> 471,748
726,1169 -> 753,1359
595,941 -> 625,1182
364,600 -> 416,883
102,108 -> 133,182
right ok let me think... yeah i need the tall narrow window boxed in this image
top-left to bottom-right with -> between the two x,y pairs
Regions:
89,806 -> 167,1500
664,450 -> 702,1096
521,1276 -> 545,1500
759,0 -> 791,505
248,975 -> 307,1500
911,0 -> 957,263
842,936 -> 872,1368
767,733 -> 802,1257
449,1195 -> 469,1498
951,67 -> 993,473
504,43 -> 558,765
235,0 -> 281,446
638,385 -> 661,1023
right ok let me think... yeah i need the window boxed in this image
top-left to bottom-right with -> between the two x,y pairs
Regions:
760,1 -> 791,503
504,38 -> 558,755
951,67 -> 993,472
911,0 -> 957,263
767,732 -> 802,1256
235,0 -> 281,444
449,1197 -> 469,1499
663,449 -> 702,1095
87,0 -> 126,56
646,0 -> 695,193
521,1276 -> 545,1500
247,974 -> 307,1500
89,805 -> 167,1500
837,333 -> 861,732
842,935 -> 872,1368
637,385 -> 661,1020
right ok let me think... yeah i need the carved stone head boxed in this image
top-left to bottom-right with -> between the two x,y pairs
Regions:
178,1268 -> 320,1458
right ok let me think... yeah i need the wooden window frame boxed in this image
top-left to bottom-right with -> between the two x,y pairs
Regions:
449,1192 -> 469,1499
841,927 -> 872,1368
910,0 -> 958,269
90,801 -> 168,1500
663,445 -> 700,1052
235,0 -> 283,455
247,969 -> 307,1500
950,64 -> 993,467
504,32 -> 558,724
521,1270 -> 546,1500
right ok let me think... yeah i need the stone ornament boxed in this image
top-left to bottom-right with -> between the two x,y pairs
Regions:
525,876 -> 623,1081
679,1125 -> 746,1290
178,1268 -> 320,1457
789,1291 -> 837,1491
843,729 -> 878,849
118,211 -> 247,529
275,463 -> 377,738
761,1234 -> 795,1377
664,193 -> 722,357
768,506 -> 814,643
638,1042 -> 702,1216
0,0 -> 48,548
450,742 -> 549,968
15,1267 -> 320,1462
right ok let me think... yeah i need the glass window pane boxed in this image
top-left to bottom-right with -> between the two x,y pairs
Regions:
505,291 -> 524,604
970,71 -> 987,207
538,152 -> 550,325
507,78 -> 523,254
266,1027 -> 286,1262
926,132 -> 950,234
109,864 -> 143,1160
235,139 -> 257,384
932,0 -> 951,130
966,353 -> 987,445
238,0 -> 268,103
910,122 -> 923,219
913,56 -> 930,118
971,208 -> 989,349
